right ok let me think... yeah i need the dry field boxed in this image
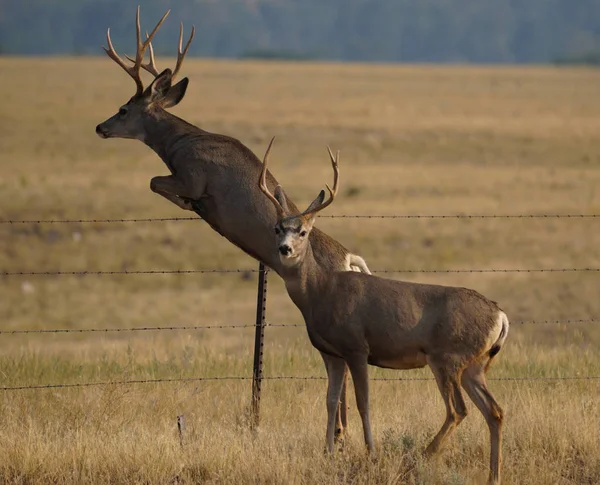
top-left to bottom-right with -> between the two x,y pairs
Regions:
1,57 -> 600,484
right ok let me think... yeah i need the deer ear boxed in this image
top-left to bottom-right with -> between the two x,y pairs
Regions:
161,78 -> 189,109
304,190 -> 325,214
147,68 -> 173,100
274,185 -> 291,214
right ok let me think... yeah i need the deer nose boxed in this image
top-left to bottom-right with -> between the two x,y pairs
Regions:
95,124 -> 108,138
279,245 -> 292,256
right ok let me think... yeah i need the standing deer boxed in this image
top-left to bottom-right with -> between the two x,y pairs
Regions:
94,7 -> 370,438
258,139 -> 509,485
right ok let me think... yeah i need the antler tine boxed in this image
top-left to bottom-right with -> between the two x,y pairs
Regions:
300,146 -> 340,217
325,145 -> 340,199
126,32 -> 161,77
104,28 -> 144,95
140,8 -> 170,53
172,22 -> 196,81
259,137 -> 287,219
103,6 -> 170,95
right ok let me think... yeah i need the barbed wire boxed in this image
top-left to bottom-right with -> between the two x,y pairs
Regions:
2,267 -> 599,277
0,217 -> 199,224
372,268 -> 600,274
0,324 -> 257,334
2,214 -> 598,394
0,269 -> 259,276
263,376 -> 600,382
1,374 -> 598,392
1,214 -> 599,225
0,376 -> 249,391
322,214 -> 600,219
1,318 -> 598,335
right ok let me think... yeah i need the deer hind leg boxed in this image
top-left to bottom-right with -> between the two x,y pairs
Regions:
461,358 -> 504,485
322,355 -> 348,453
424,356 -> 468,457
347,356 -> 375,453
338,367 -> 349,438
150,175 -> 199,211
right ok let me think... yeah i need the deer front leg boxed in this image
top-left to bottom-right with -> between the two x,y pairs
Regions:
150,175 -> 197,211
323,355 -> 348,453
321,353 -> 349,443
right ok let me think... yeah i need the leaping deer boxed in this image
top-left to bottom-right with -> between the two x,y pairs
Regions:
258,138 -> 509,485
95,7 -> 370,438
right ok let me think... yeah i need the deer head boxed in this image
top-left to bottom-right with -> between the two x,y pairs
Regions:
95,6 -> 195,140
259,138 -> 340,267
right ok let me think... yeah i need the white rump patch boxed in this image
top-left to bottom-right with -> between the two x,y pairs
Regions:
488,310 -> 509,351
345,254 -> 372,274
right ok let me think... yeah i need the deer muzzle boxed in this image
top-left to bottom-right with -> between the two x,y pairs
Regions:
95,124 -> 110,139
279,245 -> 292,256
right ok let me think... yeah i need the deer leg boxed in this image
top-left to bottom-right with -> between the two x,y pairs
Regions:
424,357 -> 468,457
461,359 -> 504,485
150,175 -> 198,211
338,367 -> 349,438
347,356 -> 375,452
321,354 -> 349,442
323,355 -> 348,453
321,353 -> 349,443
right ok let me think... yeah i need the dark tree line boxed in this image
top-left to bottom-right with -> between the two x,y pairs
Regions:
1,0 -> 599,63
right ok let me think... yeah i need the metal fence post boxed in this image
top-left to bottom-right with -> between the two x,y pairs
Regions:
251,262 -> 268,428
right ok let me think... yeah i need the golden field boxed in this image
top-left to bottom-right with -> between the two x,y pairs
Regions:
1,57 -> 600,484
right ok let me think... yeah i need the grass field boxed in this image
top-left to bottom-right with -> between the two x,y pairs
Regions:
1,57 -> 600,484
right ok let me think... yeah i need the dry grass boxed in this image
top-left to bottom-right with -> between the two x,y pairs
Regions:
0,57 -> 599,484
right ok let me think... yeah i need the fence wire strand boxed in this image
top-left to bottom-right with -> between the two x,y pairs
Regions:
2,267 -> 599,277
1,318 -> 598,335
1,214 -> 599,224
2,375 -> 599,392
0,269 -> 258,276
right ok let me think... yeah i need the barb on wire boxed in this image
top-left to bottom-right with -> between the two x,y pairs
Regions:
2,267 -> 598,277
1,214 -> 599,224
2,374 -> 599,391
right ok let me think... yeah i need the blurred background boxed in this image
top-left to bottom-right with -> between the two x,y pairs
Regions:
2,0 -> 600,64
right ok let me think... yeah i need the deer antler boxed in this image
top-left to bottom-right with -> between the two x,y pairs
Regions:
259,137 -> 288,219
300,146 -> 340,218
126,22 -> 195,81
103,6 -> 170,95
173,23 -> 196,80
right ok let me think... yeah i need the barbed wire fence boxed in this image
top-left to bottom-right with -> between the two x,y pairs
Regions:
1,213 -> 599,424
1,213 -> 599,224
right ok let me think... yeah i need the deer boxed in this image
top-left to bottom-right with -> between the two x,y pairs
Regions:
258,138 -> 509,485
94,7 -> 370,439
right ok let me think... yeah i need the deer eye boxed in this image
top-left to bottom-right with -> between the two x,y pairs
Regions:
274,227 -> 280,235
300,230 -> 307,237
118,107 -> 128,116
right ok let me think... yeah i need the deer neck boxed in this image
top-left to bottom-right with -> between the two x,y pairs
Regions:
280,243 -> 327,314
142,111 -> 199,170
